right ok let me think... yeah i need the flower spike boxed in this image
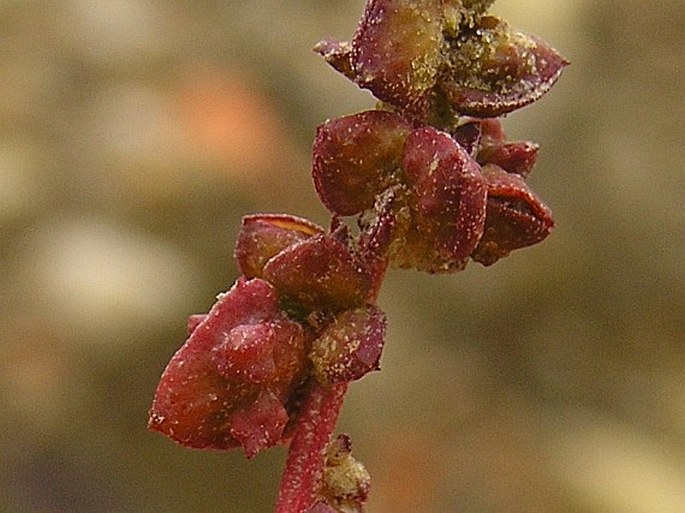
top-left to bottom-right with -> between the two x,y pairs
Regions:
150,1 -> 566,511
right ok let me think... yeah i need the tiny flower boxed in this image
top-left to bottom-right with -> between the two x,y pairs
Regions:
471,164 -> 555,265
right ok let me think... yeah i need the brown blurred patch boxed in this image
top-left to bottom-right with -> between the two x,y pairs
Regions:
176,64 -> 296,187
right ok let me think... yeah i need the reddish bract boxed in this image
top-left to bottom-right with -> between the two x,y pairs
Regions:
457,118 -> 539,177
471,164 -> 555,265
263,234 -> 375,314
235,214 -> 323,279
148,278 -> 311,456
395,126 -> 487,272
352,0 -> 443,121
312,111 -> 412,216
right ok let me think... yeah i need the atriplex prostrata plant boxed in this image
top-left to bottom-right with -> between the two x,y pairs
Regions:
149,1 -> 567,512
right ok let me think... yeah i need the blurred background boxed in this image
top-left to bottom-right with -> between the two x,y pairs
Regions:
1,1 -> 683,512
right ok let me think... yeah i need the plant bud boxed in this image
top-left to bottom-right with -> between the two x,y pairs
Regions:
313,110 -> 412,216
310,305 -> 386,386
263,235 -> 374,313
235,214 -> 323,279
148,278 -> 311,455
471,164 -> 554,265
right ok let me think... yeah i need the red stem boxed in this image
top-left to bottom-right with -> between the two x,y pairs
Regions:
275,381 -> 348,513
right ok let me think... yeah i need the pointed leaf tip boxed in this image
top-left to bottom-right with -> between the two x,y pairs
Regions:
441,16 -> 568,117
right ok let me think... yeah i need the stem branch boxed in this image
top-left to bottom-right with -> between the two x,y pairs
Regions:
275,381 -> 348,513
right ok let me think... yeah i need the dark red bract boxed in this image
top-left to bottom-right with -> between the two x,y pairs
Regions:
396,126 -> 487,272
235,214 -> 324,279
310,305 -> 387,385
148,278 -> 312,456
440,16 -> 569,117
263,233 -> 375,314
471,164 -> 555,265
313,111 -> 412,216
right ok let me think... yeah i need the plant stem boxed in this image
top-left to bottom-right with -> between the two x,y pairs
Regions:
275,381 -> 348,513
